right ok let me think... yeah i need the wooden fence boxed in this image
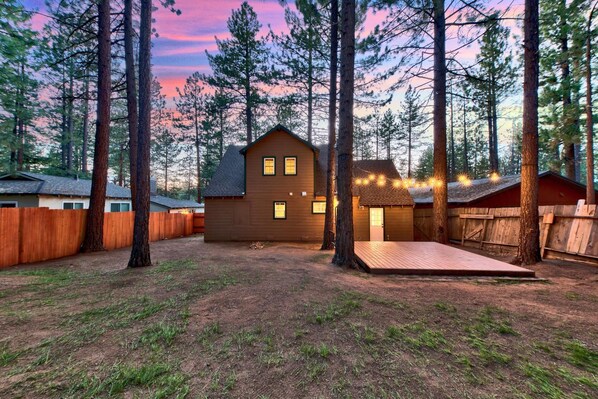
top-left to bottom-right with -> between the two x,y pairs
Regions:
414,201 -> 598,263
0,208 -> 202,269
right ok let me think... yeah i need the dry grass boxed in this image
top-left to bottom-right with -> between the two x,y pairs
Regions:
0,236 -> 596,398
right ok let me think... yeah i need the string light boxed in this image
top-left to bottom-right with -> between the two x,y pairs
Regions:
458,174 -> 468,182
362,179 -> 370,185
377,179 -> 386,187
489,172 -> 500,182
393,180 -> 401,188
355,178 -> 362,185
368,174 -> 376,181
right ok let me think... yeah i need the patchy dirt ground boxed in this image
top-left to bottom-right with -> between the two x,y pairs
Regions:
0,236 -> 596,398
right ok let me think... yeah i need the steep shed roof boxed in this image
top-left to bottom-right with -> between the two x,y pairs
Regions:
203,145 -> 246,197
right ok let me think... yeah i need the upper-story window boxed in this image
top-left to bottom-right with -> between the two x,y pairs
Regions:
284,157 -> 297,175
263,157 -> 276,175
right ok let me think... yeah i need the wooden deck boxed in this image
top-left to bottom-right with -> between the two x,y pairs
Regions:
355,242 -> 535,277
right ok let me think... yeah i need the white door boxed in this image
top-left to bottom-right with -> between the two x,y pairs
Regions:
369,208 -> 384,241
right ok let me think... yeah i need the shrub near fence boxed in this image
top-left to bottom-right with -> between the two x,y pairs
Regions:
413,203 -> 598,263
0,208 -> 203,268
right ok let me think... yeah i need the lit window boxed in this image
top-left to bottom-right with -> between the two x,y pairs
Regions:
263,157 -> 275,175
63,202 -> 84,210
110,203 -> 131,212
284,157 -> 297,175
273,201 -> 286,219
312,201 -> 326,214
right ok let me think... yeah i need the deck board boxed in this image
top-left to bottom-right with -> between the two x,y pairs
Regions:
355,242 -> 535,277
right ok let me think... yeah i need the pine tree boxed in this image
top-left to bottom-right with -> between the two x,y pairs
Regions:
516,0 -> 541,265
379,109 -> 399,160
81,0 -> 111,253
333,0 -> 356,267
0,1 -> 39,173
175,72 -> 206,202
274,0 -> 329,142
469,14 -> 518,174
129,0 -> 152,268
204,2 -> 276,144
540,0 -> 587,180
398,85 -> 426,178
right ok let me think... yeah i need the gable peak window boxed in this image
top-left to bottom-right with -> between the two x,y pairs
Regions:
263,157 -> 276,175
284,157 -> 297,175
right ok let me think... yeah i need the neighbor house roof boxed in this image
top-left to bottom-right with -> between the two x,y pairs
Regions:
407,171 -> 585,205
206,139 -> 414,206
0,172 -> 201,209
0,172 -> 131,198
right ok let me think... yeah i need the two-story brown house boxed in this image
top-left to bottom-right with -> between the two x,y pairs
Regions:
203,125 -> 414,242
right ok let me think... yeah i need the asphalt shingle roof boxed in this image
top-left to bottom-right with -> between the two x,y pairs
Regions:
203,145 -> 246,197
408,173 -> 528,204
0,172 -> 201,209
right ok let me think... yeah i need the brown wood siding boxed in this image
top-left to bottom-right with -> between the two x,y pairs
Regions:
205,130 -> 325,241
205,129 -> 415,242
385,207 -> 414,241
353,198 -> 370,241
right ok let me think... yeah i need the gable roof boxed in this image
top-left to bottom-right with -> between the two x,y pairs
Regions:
407,171 -> 588,204
0,172 -> 201,209
207,142 -> 414,206
239,124 -> 320,155
0,172 -> 131,198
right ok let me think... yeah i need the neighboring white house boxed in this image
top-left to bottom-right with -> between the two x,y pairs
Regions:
0,172 -> 202,213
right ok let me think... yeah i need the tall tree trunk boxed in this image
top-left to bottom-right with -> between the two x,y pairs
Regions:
124,0 -> 139,209
407,117 -> 412,178
129,0 -> 152,267
490,83 -> 499,173
195,105 -> 202,203
463,102 -> 469,175
586,4 -> 596,204
321,0 -> 338,251
449,87 -> 455,180
67,66 -> 74,172
333,0 -> 355,266
81,0 -> 111,253
307,22 -> 314,143
432,0 -> 448,244
515,0 -> 541,265
61,68 -> 67,170
560,0 -> 576,180
82,77 -> 90,174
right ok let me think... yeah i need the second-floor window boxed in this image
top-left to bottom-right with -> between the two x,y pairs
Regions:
284,157 -> 297,175
263,157 -> 275,175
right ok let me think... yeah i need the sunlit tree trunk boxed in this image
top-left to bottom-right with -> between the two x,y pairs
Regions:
81,0 -> 111,252
322,0 -> 338,251
432,0 -> 448,244
333,0 -> 355,266
128,0 -> 152,267
124,0 -> 138,209
515,0 -> 541,265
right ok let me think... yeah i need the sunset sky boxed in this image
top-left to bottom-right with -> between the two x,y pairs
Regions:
22,0 -> 526,153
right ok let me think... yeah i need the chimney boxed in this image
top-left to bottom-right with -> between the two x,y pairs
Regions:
150,177 -> 157,195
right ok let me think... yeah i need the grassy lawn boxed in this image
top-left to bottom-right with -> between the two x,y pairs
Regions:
0,236 -> 596,398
